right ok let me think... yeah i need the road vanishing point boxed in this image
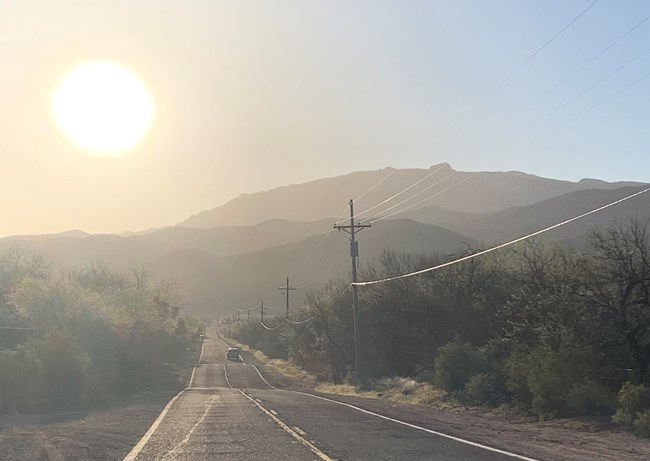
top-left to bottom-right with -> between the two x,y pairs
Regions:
123,326 -> 539,461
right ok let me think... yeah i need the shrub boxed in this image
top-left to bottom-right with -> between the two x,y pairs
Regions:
433,342 -> 489,392
612,408 -> 634,427
617,382 -> 650,418
505,346 -> 593,417
567,380 -> 617,416
464,372 -> 507,406
633,410 -> 650,438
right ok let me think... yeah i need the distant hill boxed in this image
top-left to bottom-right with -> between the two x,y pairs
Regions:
2,164 -> 648,318
148,219 -> 476,316
408,185 -> 650,245
179,164 -> 643,228
134,218 -> 334,257
0,219 -> 335,269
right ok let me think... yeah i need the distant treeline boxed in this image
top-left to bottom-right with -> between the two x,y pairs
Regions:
230,220 -> 650,436
0,249 -> 203,413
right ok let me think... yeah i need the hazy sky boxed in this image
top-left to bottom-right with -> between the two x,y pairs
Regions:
1,0 -> 649,236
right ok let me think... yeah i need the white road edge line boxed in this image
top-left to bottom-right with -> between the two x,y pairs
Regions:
238,389 -> 333,461
290,391 -> 542,461
124,335 -> 209,461
189,336 -> 206,388
122,388 -> 187,461
222,363 -> 233,389
251,364 -> 276,389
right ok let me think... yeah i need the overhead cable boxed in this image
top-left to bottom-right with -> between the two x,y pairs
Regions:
565,70 -> 650,124
336,164 -> 448,224
368,171 -> 458,220
286,317 -> 315,325
294,245 -> 349,289
356,185 -> 650,286
536,14 -> 650,102
260,321 -> 283,331
504,0 -> 601,81
370,174 -> 476,224
550,48 -> 649,116
288,204 -> 349,280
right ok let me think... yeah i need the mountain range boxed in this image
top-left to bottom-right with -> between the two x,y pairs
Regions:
2,164 -> 648,317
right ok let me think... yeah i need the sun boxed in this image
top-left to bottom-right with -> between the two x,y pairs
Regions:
50,60 -> 155,156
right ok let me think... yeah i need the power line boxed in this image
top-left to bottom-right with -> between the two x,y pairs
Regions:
504,0 -> 601,82
340,164 -> 449,224
260,320 -> 283,331
366,171 -> 458,221
294,245 -> 348,289
287,204 -> 348,280
354,168 -> 400,203
355,185 -> 650,287
565,69 -> 650,124
536,14 -> 650,103
549,48 -> 649,116
370,174 -> 476,224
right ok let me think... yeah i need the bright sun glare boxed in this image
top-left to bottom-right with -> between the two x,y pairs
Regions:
50,60 -> 155,156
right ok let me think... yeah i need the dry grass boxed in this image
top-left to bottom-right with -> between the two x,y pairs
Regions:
317,377 -> 453,408
252,351 -> 317,383
223,332 -> 451,409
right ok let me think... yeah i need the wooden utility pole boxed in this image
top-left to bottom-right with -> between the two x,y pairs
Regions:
334,199 -> 370,382
260,300 -> 264,324
279,276 -> 297,317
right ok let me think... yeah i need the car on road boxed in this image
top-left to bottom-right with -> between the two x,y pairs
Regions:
226,347 -> 240,361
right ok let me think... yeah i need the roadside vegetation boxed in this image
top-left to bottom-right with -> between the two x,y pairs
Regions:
0,248 -> 203,414
228,220 -> 650,437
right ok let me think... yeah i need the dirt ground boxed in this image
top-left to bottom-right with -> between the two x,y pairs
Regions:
0,388 -> 178,461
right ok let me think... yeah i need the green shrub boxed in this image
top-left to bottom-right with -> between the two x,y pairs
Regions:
612,408 -> 634,427
433,342 -> 489,392
633,410 -> 650,438
567,380 -> 617,416
505,346 -> 593,417
617,382 -> 650,418
464,372 -> 507,406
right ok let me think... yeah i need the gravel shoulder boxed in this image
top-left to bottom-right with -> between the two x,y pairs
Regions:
0,389 -> 178,461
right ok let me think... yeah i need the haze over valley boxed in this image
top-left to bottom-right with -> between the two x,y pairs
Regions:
2,163 -> 647,316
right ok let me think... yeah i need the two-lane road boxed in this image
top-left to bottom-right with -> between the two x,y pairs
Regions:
124,327 -> 539,461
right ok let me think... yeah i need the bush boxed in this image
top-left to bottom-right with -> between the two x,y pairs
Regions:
567,380 -> 617,416
433,342 -> 489,392
633,410 -> 650,438
505,346 -> 593,417
464,372 -> 507,406
612,408 -> 634,427
617,382 -> 650,418
613,382 -> 650,433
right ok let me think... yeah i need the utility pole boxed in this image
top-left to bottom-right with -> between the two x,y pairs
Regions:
247,308 -> 250,324
260,300 -> 264,324
279,276 -> 297,317
334,199 -> 370,382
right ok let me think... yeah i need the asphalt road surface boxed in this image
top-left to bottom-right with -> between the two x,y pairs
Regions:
124,327 -> 539,461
